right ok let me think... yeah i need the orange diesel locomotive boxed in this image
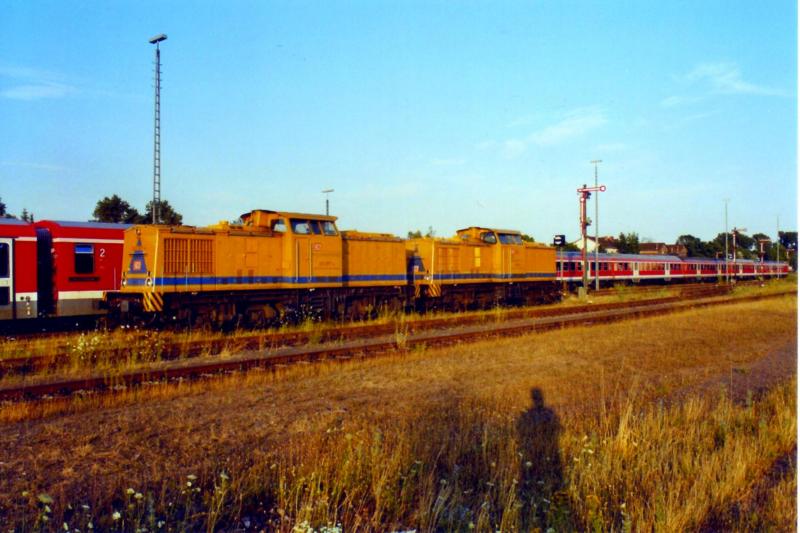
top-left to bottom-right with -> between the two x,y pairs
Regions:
109,209 -> 558,326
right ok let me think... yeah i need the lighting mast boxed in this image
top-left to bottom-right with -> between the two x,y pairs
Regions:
149,33 -> 167,224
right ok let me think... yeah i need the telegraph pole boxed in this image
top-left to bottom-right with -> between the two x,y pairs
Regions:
591,160 -> 602,290
149,33 -> 167,224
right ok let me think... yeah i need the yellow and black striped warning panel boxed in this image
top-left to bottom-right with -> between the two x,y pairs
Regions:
142,292 -> 164,312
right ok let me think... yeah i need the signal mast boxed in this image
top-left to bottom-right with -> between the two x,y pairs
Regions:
577,183 -> 606,295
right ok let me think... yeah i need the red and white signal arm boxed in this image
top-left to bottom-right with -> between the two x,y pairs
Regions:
577,185 -> 607,193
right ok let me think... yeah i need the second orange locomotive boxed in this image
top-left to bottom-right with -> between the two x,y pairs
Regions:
110,209 -> 558,326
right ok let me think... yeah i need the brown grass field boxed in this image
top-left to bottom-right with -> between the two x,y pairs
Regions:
0,292 -> 796,531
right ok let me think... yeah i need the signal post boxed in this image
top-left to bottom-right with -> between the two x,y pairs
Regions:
577,183 -> 606,297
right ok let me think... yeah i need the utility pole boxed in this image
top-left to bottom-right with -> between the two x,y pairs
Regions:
149,33 -> 167,224
724,199 -> 729,283
577,183 -> 606,297
591,160 -> 602,290
732,226 -> 747,279
322,189 -> 334,216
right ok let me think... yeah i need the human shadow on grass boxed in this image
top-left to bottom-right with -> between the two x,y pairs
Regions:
516,387 -> 571,530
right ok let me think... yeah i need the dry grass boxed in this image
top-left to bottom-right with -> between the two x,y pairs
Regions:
0,295 -> 795,530
5,278 -> 791,377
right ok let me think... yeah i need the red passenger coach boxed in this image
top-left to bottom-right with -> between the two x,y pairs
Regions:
0,218 -> 38,320
33,221 -> 129,317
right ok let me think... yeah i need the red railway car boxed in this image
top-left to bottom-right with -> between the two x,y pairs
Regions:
0,219 -> 129,326
0,218 -> 38,320
557,251 -> 788,285
33,221 -> 129,317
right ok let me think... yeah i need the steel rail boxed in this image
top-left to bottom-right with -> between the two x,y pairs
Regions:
0,285 -> 730,376
0,289 -> 792,403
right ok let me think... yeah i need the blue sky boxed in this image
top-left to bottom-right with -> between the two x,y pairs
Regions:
1,1 -> 796,243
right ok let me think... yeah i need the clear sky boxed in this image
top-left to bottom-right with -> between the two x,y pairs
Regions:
1,1 -> 796,243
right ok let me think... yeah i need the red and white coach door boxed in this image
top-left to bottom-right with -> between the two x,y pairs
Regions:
0,238 -> 11,319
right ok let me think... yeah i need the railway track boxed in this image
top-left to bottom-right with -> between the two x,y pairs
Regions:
0,287 -> 792,403
0,283 -> 728,377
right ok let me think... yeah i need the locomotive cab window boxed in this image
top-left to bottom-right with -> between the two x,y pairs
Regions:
322,221 -> 338,236
74,244 -> 94,274
481,232 -> 497,244
498,233 -> 522,245
309,220 -> 322,235
271,219 -> 286,233
291,219 -> 311,235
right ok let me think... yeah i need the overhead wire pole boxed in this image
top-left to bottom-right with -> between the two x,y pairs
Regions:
591,160 -> 602,290
149,33 -> 167,224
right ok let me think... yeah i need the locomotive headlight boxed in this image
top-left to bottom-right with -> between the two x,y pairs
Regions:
146,277 -> 153,287
122,279 -> 127,287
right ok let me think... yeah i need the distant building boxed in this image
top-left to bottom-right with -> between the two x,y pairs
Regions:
571,235 -> 619,254
640,242 -> 688,257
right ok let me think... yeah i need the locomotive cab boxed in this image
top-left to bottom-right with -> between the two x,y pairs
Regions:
242,209 -> 342,284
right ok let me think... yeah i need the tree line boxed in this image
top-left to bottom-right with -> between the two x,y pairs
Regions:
91,194 -> 182,225
0,194 -> 183,225
0,197 -> 35,222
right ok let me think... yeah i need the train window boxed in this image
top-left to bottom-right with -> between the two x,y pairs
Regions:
322,221 -> 338,236
481,232 -> 497,244
499,233 -> 522,244
309,220 -> 322,235
291,219 -> 311,235
271,219 -> 286,233
74,244 -> 94,274
0,243 -> 8,278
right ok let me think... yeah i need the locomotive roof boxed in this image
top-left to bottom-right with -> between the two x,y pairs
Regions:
242,209 -> 337,222
456,226 -> 521,234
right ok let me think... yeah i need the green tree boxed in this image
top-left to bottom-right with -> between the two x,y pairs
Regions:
407,229 -> 423,239
521,233 -> 535,243
0,197 -> 16,219
779,231 -> 797,252
676,235 -> 705,257
616,232 -> 640,254
144,200 -> 183,225
710,232 -> 754,259
93,195 -> 142,223
752,233 -> 772,259
20,208 -> 33,222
